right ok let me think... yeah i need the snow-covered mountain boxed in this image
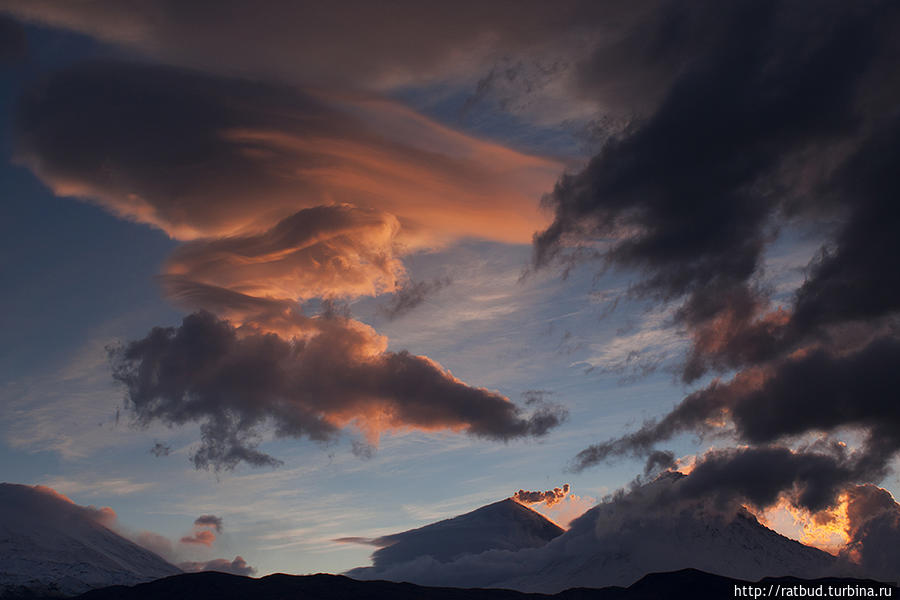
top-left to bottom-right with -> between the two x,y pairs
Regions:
348,474 -> 847,593
350,498 -> 563,573
0,483 -> 181,598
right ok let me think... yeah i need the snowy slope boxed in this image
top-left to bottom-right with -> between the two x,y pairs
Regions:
346,498 -> 563,576
0,483 -> 181,597
348,475 -> 847,593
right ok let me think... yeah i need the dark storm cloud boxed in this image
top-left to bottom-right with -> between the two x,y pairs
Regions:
535,0 -> 900,376
573,335 -> 900,473
179,556 -> 255,577
642,450 -> 675,475
110,311 -> 565,471
841,485 -> 900,581
790,116 -> 900,335
660,459 -> 900,579
558,1 -> 900,512
194,515 -> 223,532
669,446 -> 875,513
378,277 -> 452,321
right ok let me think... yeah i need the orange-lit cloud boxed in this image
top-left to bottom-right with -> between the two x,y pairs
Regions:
754,494 -> 852,556
162,205 -> 406,303
15,61 -> 566,469
180,529 -> 216,547
749,482 -> 900,583
16,63 -> 560,247
513,484 -> 570,507
32,485 -> 118,528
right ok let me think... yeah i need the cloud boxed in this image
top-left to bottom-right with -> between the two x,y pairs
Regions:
533,0 -> 900,377
180,514 -> 222,546
29,485 -> 119,528
332,536 -> 383,546
0,0 -> 632,116
150,442 -> 171,457
194,514 -> 223,533
39,475 -> 155,497
378,277 -> 452,321
134,530 -> 175,559
642,450 -> 675,475
178,555 -> 256,577
29,485 -> 183,561
180,529 -> 216,547
667,446 -> 873,514
162,205 -> 405,303
839,485 -> 900,581
347,473 -> 845,592
11,59 -> 567,469
546,2 -> 900,517
572,336 -> 900,479
110,311 -> 565,471
512,484 -> 570,507
14,61 -> 559,247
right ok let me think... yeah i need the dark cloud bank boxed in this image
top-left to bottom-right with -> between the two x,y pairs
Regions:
523,0 -> 900,527
523,0 -> 900,573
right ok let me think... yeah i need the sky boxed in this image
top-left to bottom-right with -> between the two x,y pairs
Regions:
1,0 -> 899,579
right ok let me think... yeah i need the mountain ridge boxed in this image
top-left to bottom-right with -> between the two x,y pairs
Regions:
0,483 -> 181,598
347,476 -> 852,592
67,568 -> 897,600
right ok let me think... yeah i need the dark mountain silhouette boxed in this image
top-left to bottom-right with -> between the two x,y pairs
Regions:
69,569 -> 896,600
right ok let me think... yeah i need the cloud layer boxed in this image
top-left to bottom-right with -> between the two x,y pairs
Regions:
15,61 -> 558,246
518,0 -> 900,529
111,311 -> 564,470
12,59 -> 565,469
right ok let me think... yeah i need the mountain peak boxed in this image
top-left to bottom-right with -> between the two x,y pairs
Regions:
0,483 -> 181,597
345,496 -> 564,575
348,477 -> 849,593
